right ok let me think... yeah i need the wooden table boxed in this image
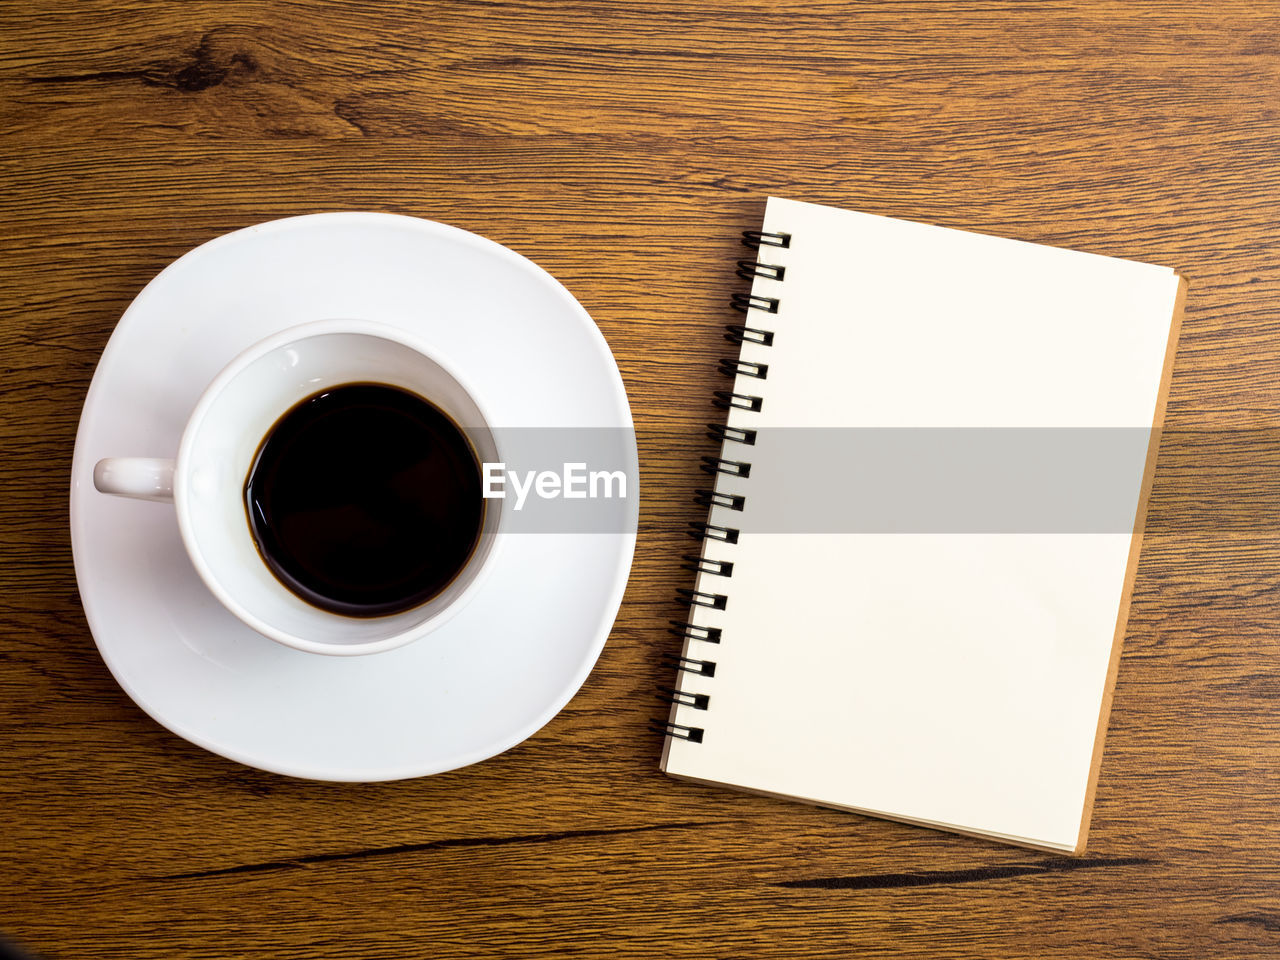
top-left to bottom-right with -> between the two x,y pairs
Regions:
3,2 -> 1277,957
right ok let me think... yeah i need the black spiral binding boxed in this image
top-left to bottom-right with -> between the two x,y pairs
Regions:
656,225 -> 790,747
662,654 -> 718,678
731,293 -> 779,314
706,424 -> 758,446
681,553 -> 735,576
668,620 -> 723,643
736,259 -> 786,282
701,455 -> 751,478
657,687 -> 711,710
741,229 -> 791,250
687,520 -> 739,544
693,489 -> 745,511
712,390 -> 763,412
725,324 -> 775,347
717,357 -> 768,380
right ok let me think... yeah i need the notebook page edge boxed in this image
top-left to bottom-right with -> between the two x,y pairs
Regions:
665,769 -> 1079,853
1071,272 -> 1187,854
765,195 -> 1180,277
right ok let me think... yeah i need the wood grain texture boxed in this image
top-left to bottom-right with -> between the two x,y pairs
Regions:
2,0 -> 1279,957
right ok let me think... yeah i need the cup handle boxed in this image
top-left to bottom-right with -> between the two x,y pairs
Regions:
93,458 -> 176,503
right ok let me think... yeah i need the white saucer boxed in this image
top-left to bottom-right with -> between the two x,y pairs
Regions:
70,213 -> 638,781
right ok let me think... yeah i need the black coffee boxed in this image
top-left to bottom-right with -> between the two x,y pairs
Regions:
244,383 -> 484,618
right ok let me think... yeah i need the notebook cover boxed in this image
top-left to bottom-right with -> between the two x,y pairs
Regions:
660,197 -> 1186,852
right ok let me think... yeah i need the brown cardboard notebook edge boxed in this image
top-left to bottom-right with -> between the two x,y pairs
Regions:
1071,273 -> 1187,854
664,770 -> 1086,854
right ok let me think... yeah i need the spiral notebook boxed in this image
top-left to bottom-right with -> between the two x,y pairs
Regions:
659,196 -> 1186,853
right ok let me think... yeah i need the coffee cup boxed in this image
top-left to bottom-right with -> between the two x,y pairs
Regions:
93,319 -> 505,656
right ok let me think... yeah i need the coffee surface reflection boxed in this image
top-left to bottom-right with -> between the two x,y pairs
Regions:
244,383 -> 484,617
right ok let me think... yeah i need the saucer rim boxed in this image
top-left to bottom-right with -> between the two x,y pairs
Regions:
69,211 -> 639,781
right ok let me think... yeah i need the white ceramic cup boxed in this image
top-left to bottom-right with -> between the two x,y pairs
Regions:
92,318 -> 505,656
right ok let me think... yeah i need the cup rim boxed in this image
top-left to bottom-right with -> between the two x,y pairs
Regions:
172,317 -> 505,656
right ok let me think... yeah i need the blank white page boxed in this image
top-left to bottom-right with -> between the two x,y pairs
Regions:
662,197 -> 1183,852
